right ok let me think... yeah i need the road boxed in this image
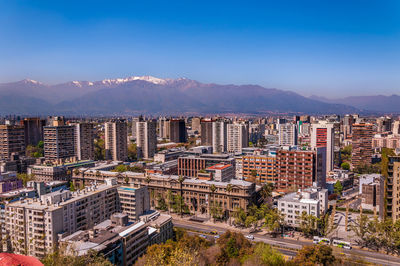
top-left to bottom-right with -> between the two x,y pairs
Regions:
173,219 -> 400,265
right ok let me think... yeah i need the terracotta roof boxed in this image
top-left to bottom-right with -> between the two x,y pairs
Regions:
0,253 -> 43,266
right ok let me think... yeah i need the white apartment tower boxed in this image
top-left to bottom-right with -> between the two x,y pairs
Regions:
212,121 -> 227,153
227,123 -> 248,153
278,123 -> 298,146
158,117 -> 170,139
73,123 -> 94,160
136,120 -> 157,159
105,121 -> 128,161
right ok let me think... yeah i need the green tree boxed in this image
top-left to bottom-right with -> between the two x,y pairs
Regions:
248,169 -> 258,183
333,180 -> 343,195
257,136 -> 268,147
94,138 -> 105,160
340,145 -> 352,162
260,183 -> 274,205
217,231 -> 253,262
264,208 -> 284,237
113,164 -> 128,172
41,249 -> 112,266
341,162 -> 350,170
69,182 -> 76,192
127,142 -> 137,161
243,242 -> 286,266
210,202 -> 224,221
17,173 -> 35,186
317,213 -> 337,237
233,208 -> 247,227
299,212 -> 318,238
292,245 -> 336,266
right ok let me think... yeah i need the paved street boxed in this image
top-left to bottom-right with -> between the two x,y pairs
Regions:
173,219 -> 400,265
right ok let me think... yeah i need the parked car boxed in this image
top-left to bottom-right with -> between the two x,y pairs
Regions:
245,235 -> 254,240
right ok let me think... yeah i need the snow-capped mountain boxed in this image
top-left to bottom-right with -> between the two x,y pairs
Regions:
100,75 -> 169,85
0,75 -> 360,115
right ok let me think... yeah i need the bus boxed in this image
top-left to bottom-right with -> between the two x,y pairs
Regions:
313,236 -> 331,245
332,239 -> 352,250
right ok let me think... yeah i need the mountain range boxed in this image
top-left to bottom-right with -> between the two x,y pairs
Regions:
309,95 -> 400,113
0,76 -> 397,115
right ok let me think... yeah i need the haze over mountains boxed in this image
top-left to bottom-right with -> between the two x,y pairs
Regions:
309,95 -> 400,113
0,76 -> 397,115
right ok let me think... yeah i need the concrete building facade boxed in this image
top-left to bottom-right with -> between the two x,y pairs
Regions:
227,123 -> 248,153
311,121 -> 334,174
73,123 -> 95,160
43,125 -> 75,161
136,120 -> 157,159
105,121 -> 128,161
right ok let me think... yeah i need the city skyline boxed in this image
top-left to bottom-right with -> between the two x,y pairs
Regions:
1,1 -> 399,97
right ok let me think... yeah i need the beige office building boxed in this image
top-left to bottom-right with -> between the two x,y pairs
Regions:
136,120 -> 157,159
73,123 -> 94,160
105,121 -> 128,161
227,123 -> 248,153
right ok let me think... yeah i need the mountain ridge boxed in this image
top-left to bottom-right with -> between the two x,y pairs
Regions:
309,94 -> 400,113
0,76 -> 363,115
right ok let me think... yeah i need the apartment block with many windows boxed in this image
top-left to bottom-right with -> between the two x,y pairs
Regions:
242,155 -> 277,185
0,125 -> 25,161
4,178 -> 119,257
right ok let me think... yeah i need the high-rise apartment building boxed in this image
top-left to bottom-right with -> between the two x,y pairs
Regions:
73,123 -> 94,160
227,123 -> 248,153
212,121 -> 227,153
4,179 -> 119,257
21,118 -> 45,147
376,116 -> 392,133
43,125 -> 75,160
387,156 -> 400,222
311,121 -> 334,174
169,119 -> 186,143
343,114 -> 355,139
393,121 -> 400,136
276,146 -> 326,190
278,123 -> 298,146
0,125 -> 25,161
105,121 -> 128,161
191,117 -> 201,133
200,118 -> 213,146
158,117 -> 170,139
136,120 -> 157,159
131,117 -> 142,139
352,123 -> 373,168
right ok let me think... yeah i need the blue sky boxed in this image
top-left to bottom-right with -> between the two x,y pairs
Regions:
0,0 -> 399,97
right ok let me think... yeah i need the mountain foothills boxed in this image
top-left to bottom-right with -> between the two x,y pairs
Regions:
309,95 -> 400,113
0,76 -> 393,115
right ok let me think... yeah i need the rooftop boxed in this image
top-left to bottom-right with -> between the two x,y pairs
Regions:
207,164 -> 232,170
7,183 -> 117,210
